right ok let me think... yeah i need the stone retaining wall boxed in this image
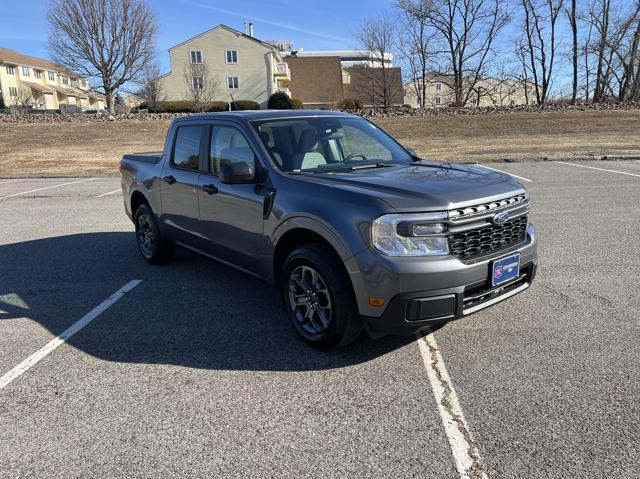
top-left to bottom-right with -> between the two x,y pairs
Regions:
2,102 -> 639,124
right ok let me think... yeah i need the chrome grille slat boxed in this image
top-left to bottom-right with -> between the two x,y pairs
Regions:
449,193 -> 528,221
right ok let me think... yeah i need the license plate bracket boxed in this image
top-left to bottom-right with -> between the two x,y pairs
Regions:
491,254 -> 521,286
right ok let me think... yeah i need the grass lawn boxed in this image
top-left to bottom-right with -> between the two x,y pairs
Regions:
1,110 -> 639,177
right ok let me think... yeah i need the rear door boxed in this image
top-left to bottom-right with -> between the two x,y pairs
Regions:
159,123 -> 206,244
197,123 -> 266,275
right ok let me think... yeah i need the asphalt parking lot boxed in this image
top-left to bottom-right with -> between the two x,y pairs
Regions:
1,160 -> 639,478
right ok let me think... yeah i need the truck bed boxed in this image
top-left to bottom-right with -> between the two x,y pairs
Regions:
122,152 -> 163,164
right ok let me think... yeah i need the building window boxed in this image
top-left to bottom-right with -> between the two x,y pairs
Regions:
48,71 -> 55,81
190,50 -> 202,64
62,77 -> 69,85
34,70 -> 42,80
436,83 -> 442,91
227,76 -> 239,90
435,97 -> 442,105
6,65 -> 15,75
22,66 -> 30,77
9,86 -> 18,97
192,77 -> 203,90
225,50 -> 238,64
81,79 -> 86,87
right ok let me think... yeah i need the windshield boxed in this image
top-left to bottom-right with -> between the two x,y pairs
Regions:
251,116 -> 413,172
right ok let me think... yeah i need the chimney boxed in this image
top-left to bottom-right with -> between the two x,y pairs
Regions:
249,22 -> 254,37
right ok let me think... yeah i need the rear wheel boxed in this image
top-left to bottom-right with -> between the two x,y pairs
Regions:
281,244 -> 362,349
134,203 -> 172,264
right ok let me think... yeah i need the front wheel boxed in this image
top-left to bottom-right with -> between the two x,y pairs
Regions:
280,244 -> 362,349
134,203 -> 172,264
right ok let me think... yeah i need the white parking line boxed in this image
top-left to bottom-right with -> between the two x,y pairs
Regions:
418,333 -> 488,479
478,164 -> 532,183
0,178 -> 98,200
555,161 -> 640,178
0,280 -> 141,390
0,179 -> 23,185
97,188 -> 122,198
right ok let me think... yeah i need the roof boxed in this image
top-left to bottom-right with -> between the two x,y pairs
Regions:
0,48 -> 74,75
168,24 -> 278,52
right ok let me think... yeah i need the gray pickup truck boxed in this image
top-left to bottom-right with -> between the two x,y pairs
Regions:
120,110 -> 537,349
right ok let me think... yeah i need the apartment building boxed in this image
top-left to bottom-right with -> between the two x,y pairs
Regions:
285,56 -> 404,108
405,74 -> 532,108
0,48 -> 104,111
158,24 -> 290,106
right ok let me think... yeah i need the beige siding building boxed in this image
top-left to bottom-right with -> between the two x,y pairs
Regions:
405,74 -> 532,108
0,48 -> 104,111
158,25 -> 290,107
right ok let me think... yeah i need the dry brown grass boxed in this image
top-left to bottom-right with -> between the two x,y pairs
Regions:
379,109 -> 640,162
1,110 -> 639,177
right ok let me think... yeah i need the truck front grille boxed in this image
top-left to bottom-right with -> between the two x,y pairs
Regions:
450,216 -> 528,260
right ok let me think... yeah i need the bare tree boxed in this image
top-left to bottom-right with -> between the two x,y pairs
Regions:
591,0 -> 612,102
567,0 -> 579,103
519,0 -> 564,105
395,0 -> 436,107
48,0 -> 158,113
423,0 -> 510,107
136,63 -> 165,112
183,62 -> 220,111
354,15 -> 397,108
11,86 -> 34,113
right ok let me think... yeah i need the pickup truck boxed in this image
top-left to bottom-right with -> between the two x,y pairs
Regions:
120,110 -> 537,349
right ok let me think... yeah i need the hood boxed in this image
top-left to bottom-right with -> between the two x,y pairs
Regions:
299,161 -> 527,212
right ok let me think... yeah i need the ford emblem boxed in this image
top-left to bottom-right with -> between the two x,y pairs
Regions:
493,212 -> 509,225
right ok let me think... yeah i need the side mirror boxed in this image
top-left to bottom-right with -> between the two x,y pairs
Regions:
219,161 -> 256,184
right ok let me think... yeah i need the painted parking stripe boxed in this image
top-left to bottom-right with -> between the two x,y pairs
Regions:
0,280 -> 141,390
0,179 -> 23,185
0,178 -> 98,200
418,333 -> 488,479
97,188 -> 122,198
555,161 -> 640,178
477,164 -> 532,183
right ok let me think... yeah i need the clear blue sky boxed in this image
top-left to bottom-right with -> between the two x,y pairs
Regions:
1,0 -> 392,73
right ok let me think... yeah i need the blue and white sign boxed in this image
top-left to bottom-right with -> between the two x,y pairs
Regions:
492,254 -> 521,286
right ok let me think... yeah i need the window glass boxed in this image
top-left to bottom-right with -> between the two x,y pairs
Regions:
253,116 -> 410,172
190,51 -> 202,64
22,67 -> 30,76
34,70 -> 42,79
173,126 -> 202,170
48,71 -> 55,81
226,50 -> 238,63
6,65 -> 14,75
227,76 -> 239,89
209,126 -> 255,174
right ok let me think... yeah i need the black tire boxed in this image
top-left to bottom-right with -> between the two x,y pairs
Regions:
134,203 -> 172,264
280,244 -> 362,349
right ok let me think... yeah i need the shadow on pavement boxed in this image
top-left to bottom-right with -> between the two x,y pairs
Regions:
0,232 -> 415,372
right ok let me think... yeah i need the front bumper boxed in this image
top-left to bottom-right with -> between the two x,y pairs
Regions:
350,224 -> 538,338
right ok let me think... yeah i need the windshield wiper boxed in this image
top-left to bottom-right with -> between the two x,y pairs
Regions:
349,161 -> 398,171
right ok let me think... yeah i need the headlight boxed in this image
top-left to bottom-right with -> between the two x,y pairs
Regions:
371,212 -> 449,256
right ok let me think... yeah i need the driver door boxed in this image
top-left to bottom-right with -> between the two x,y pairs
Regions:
197,124 -> 266,275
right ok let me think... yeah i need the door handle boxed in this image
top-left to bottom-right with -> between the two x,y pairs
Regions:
163,175 -> 176,185
201,183 -> 218,195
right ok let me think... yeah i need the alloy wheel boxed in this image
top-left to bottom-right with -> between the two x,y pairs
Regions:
288,265 -> 333,337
